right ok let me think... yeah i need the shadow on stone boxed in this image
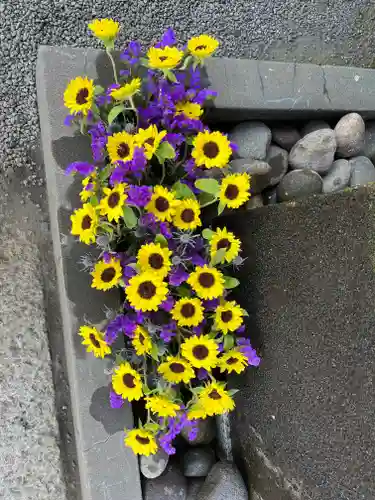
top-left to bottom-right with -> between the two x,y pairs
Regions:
89,386 -> 125,435
52,134 -> 92,172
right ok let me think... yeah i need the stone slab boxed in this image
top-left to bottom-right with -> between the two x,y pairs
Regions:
221,188 -> 375,500
36,46 -> 142,500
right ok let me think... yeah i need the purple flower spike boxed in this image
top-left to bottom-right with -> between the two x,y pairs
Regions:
121,41 -> 142,65
64,114 -> 75,126
128,185 -> 152,207
161,296 -> 175,312
155,28 -> 176,48
237,338 -> 261,366
197,368 -> 209,381
65,161 -> 95,176
169,267 -> 189,286
110,389 -> 124,409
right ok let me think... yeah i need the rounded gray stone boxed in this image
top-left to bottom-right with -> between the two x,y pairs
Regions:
301,120 -> 331,136
140,448 -> 169,479
246,194 -> 264,210
362,121 -> 375,160
229,121 -> 271,160
144,463 -> 187,500
272,125 -> 301,151
334,113 -> 365,158
183,447 -> 216,478
322,159 -> 351,193
277,169 -> 323,202
262,187 -> 278,205
349,156 -> 375,187
289,129 -> 337,174
181,417 -> 216,446
187,478 -> 205,500
265,144 -> 288,186
230,158 -> 271,176
197,462 -> 247,500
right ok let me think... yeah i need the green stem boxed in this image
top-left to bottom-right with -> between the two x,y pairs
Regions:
200,197 -> 218,209
127,95 -> 139,126
160,162 -> 166,184
106,48 -> 119,84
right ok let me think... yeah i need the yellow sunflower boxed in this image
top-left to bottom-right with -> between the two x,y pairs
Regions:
110,78 -> 142,101
146,186 -> 180,222
145,394 -> 180,418
158,356 -> 195,384
172,198 -> 202,231
125,428 -> 158,456
132,326 -> 152,356
187,35 -> 219,59
88,18 -> 120,44
135,125 -> 167,160
125,271 -> 168,312
187,403 -> 208,420
181,334 -> 219,370
175,101 -> 203,120
79,325 -> 111,358
210,227 -> 241,264
214,300 -> 244,334
192,130 -> 232,169
99,183 -> 128,222
187,265 -> 224,300
171,298 -> 204,327
219,173 -> 251,209
112,362 -> 143,401
147,46 -> 184,70
91,257 -> 122,291
198,381 -> 235,416
107,131 -> 135,163
137,242 -> 172,278
64,76 -> 94,116
218,350 -> 248,374
80,173 -> 97,202
70,203 -> 98,245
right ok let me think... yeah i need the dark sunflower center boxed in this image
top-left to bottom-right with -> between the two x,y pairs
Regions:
123,373 -> 136,388
217,238 -> 230,250
198,272 -> 215,288
226,357 -> 238,365
81,215 -> 92,230
101,267 -> 116,283
139,333 -> 145,344
225,184 -> 239,200
181,208 -> 195,223
89,333 -> 101,348
145,138 -> 155,147
203,141 -> 219,159
117,142 -> 130,158
149,253 -> 164,270
136,435 -> 150,445
155,196 -> 169,212
195,44 -> 207,50
76,87 -> 89,105
192,345 -> 209,360
159,56 -> 168,62
138,281 -> 156,299
209,389 -> 222,400
169,362 -> 185,373
221,310 -> 233,323
181,303 -> 195,318
108,192 -> 120,208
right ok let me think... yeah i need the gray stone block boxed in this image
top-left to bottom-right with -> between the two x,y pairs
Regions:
36,46 -> 142,500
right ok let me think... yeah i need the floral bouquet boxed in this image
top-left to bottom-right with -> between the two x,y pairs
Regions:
64,19 -> 260,457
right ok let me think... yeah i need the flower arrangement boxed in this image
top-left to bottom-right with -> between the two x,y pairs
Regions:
64,19 -> 260,458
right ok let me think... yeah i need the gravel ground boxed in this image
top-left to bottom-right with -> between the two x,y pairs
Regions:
1,1 -> 375,499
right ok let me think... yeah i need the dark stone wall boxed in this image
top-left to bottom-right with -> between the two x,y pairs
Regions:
221,188 -> 375,500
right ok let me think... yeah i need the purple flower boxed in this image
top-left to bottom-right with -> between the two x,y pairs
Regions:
127,185 -> 152,207
159,433 -> 176,455
189,253 -> 206,267
186,419 -> 199,441
88,121 -> 108,162
121,41 -> 142,65
65,161 -> 95,176
236,325 -> 246,334
109,389 -> 124,409
161,295 -> 175,312
169,267 -> 189,286
64,114 -> 75,126
196,368 -> 209,381
193,89 -> 218,105
160,222 -> 173,239
230,141 -> 238,154
105,314 -> 137,344
160,320 -> 177,342
155,28 -> 176,48
165,133 -> 184,148
203,298 -> 219,310
237,338 -> 261,366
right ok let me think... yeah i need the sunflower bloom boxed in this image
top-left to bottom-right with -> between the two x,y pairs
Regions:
125,428 -> 158,456
214,300 -> 244,334
146,186 -> 180,222
158,356 -> 195,384
171,298 -> 204,327
137,242 -> 172,278
198,381 -> 235,416
99,183 -> 128,222
64,76 -> 94,116
219,173 -> 251,209
175,101 -> 203,120
110,78 -> 142,101
107,131 -> 135,163
126,271 -> 168,312
188,35 -> 219,59
218,350 -> 248,374
192,130 -> 232,169
132,326 -> 152,356
181,334 -> 219,370
172,198 -> 202,231
88,18 -> 119,44
79,326 -> 111,358
135,125 -> 167,160
91,257 -> 122,291
112,362 -> 143,401
80,173 -> 97,202
70,203 -> 98,245
145,394 -> 180,418
187,265 -> 224,300
210,227 -> 241,264
147,46 -> 184,70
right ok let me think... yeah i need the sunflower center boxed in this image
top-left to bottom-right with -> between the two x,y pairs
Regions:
195,44 -> 207,51
225,184 -> 239,200
89,333 -> 101,348
139,333 -> 145,344
181,303 -> 195,318
192,345 -> 209,360
169,362 -> 185,373
81,215 -> 92,230
145,138 -> 155,147
138,281 -> 156,299
149,253 -> 164,270
108,192 -> 120,208
221,310 -> 233,323
155,196 -> 169,212
226,357 -> 238,365
123,373 -> 136,388
217,238 -> 230,250
136,435 -> 150,445
209,389 -> 222,400
198,272 -> 215,288
76,87 -> 89,105
181,208 -> 195,223
159,56 -> 168,62
117,142 -> 130,158
101,267 -> 116,283
203,141 -> 219,159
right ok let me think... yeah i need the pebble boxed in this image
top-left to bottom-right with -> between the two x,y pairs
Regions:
349,156 -> 375,187
246,194 -> 264,210
197,462 -> 248,500
187,478 -> 205,500
229,121 -> 272,160
181,417 -> 216,446
334,113 -> 365,158
144,463 -> 187,500
265,144 -> 288,186
362,121 -> 375,160
322,159 -> 351,193
140,448 -> 169,479
289,129 -> 337,174
262,187 -> 278,205
272,125 -> 301,151
301,120 -> 331,136
183,447 -> 216,478
277,169 -> 323,201
230,158 -> 271,176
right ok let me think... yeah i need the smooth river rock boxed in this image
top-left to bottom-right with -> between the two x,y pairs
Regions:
265,144 -> 288,186
229,121 -> 272,160
181,417 -> 216,446
301,120 -> 331,136
197,462 -> 248,500
246,194 -> 264,210
140,448 -> 169,479
277,169 -> 323,201
272,125 -> 301,151
186,479 -> 205,500
322,159 -> 351,193
349,156 -> 375,187
230,158 -> 271,176
334,113 -> 365,158
362,121 -> 375,160
183,447 -> 216,478
144,463 -> 187,500
289,129 -> 336,174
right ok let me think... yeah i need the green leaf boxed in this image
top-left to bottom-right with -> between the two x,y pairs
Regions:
89,194 -> 99,206
224,276 -> 240,289
98,164 -> 112,181
228,388 -> 240,397
198,192 -> 216,207
217,201 -> 226,215
176,285 -> 191,297
181,55 -> 194,70
223,334 -> 235,352
202,228 -> 214,240
107,104 -> 125,125
142,384 -> 152,395
210,247 -> 227,266
123,205 -> 138,229
173,181 -> 196,200
94,85 -> 105,95
190,386 -> 204,395
139,57 -> 149,67
242,309 -> 249,317
155,234 -> 168,247
145,422 -> 160,433
195,178 -> 220,195
150,343 -> 159,361
164,69 -> 177,83
156,141 -> 176,164
115,354 -> 125,364
91,103 -> 100,116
